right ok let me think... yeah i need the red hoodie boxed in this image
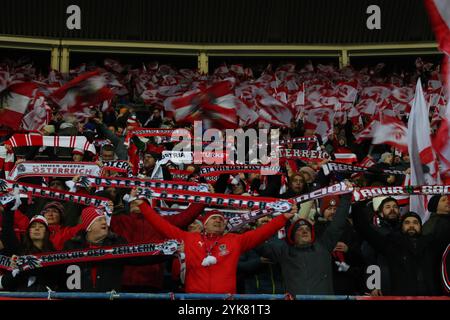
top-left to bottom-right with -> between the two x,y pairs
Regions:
139,202 -> 288,294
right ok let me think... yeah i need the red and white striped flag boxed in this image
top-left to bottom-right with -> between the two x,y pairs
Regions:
257,95 -> 293,127
355,118 -> 380,144
50,71 -> 114,119
432,98 -> 450,182
424,0 -> 450,95
171,80 -> 238,129
334,153 -> 358,164
0,82 -> 38,130
372,116 -> 408,152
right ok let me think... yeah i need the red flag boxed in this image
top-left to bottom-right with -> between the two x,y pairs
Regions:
0,82 -> 38,129
171,81 -> 238,129
424,0 -> 450,95
50,71 -> 114,118
372,116 -> 408,152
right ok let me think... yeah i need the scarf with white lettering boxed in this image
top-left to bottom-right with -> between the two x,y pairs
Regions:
168,169 -> 193,181
199,164 -> 281,177
352,185 -> 450,201
0,179 -> 112,221
5,134 -> 96,154
76,176 -> 209,193
322,162 -> 405,176
137,188 -> 293,212
225,209 -> 277,232
0,240 -> 179,272
279,136 -> 318,145
101,161 -> 133,177
7,161 -> 102,181
124,128 -> 182,145
277,148 -> 330,162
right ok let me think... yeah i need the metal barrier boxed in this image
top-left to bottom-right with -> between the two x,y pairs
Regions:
0,292 -> 448,300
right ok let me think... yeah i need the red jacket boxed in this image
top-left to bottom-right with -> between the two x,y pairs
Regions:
0,209 -> 29,239
139,202 -> 288,294
49,224 -> 84,251
110,203 -> 205,289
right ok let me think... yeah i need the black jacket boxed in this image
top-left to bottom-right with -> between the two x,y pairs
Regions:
352,202 -> 450,296
62,231 -> 168,292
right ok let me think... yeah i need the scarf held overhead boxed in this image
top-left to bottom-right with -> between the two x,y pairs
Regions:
5,134 -> 96,154
0,240 -> 179,272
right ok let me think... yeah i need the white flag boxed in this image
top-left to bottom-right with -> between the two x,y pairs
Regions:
407,79 -> 439,222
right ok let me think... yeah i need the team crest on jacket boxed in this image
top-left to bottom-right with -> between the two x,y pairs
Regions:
218,244 -> 229,256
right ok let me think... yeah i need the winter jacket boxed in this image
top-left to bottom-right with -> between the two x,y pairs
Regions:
62,231 -> 167,292
352,201 -> 450,295
315,219 -> 366,295
110,203 -> 205,289
237,236 -> 285,294
138,201 -> 289,294
360,217 -> 400,295
422,213 -> 450,294
255,195 -> 352,295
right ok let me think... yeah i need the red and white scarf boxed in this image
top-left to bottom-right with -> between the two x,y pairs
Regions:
200,164 -> 281,177
8,161 -> 102,180
76,176 -> 208,193
137,188 -> 293,212
0,240 -> 179,272
277,148 -> 330,162
279,136 -> 318,145
0,179 -> 112,221
322,162 -> 405,176
5,134 -> 96,154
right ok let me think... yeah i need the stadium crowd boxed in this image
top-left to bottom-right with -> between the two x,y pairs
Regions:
0,57 -> 449,296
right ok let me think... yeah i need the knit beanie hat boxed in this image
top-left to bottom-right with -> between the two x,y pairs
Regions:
81,207 -> 105,231
400,211 -> 423,227
321,195 -> 340,214
427,195 -> 441,213
28,215 -> 49,228
200,210 -> 225,226
286,219 -> 315,245
41,201 -> 65,217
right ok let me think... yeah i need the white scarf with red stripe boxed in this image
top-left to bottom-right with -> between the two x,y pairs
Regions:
0,146 -> 15,178
5,134 -> 96,154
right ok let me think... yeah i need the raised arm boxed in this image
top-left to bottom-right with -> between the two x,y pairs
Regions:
320,194 -> 352,252
138,201 -> 188,240
239,206 -> 295,253
351,201 -> 389,255
51,224 -> 84,251
164,203 -> 206,228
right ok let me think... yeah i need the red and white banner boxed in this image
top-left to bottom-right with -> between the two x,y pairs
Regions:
0,82 -> 38,130
372,116 -> 408,152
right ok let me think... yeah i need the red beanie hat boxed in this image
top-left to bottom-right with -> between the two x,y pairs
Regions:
286,218 -> 315,245
200,210 -> 225,226
320,195 -> 340,214
29,215 -> 49,228
81,207 -> 105,231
